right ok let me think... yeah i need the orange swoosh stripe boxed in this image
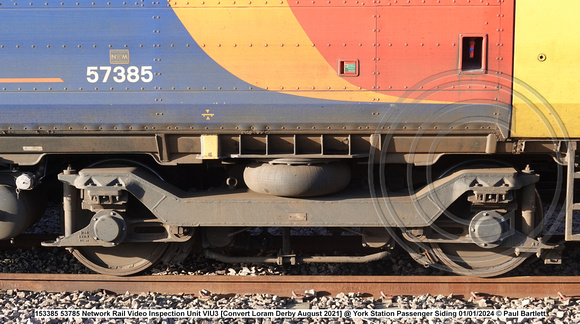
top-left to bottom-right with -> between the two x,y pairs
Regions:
0,78 -> 64,83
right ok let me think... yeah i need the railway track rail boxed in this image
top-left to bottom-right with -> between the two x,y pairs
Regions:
1,274 -> 578,300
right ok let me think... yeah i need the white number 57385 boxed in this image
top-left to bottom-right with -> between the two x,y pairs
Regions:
86,66 -> 154,83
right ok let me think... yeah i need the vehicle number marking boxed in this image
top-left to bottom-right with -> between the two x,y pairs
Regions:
86,66 -> 153,83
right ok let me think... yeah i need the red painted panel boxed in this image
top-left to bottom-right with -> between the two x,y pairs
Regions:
288,1 -> 515,103
376,5 -> 513,103
288,6 -> 376,92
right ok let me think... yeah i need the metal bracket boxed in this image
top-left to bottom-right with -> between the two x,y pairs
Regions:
513,140 -> 526,154
42,210 -> 193,248
277,251 -> 297,266
565,141 -> 580,241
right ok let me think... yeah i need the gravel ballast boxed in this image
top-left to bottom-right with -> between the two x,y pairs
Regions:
2,290 -> 579,323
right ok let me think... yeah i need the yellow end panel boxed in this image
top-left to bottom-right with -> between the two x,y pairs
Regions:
512,0 -> 580,138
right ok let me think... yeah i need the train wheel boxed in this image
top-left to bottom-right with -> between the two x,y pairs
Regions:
429,243 -> 527,277
72,242 -> 181,276
426,192 -> 543,277
414,162 -> 541,277
69,206 -> 194,276
69,160 -> 181,276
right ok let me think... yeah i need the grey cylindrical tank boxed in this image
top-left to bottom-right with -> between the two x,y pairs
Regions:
0,185 -> 42,240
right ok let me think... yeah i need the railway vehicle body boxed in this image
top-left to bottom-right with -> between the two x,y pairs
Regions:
0,0 -> 577,276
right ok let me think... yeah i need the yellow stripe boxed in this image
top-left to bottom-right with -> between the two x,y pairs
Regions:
0,78 -> 64,83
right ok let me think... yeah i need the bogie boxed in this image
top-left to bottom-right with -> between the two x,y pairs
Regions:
22,154 -> 556,275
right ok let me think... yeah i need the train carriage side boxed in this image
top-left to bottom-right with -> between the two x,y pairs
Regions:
0,0 -> 574,276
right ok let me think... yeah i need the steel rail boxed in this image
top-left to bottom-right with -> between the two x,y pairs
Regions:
0,274 -> 578,299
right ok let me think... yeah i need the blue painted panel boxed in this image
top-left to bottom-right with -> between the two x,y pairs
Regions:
0,6 -> 259,97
